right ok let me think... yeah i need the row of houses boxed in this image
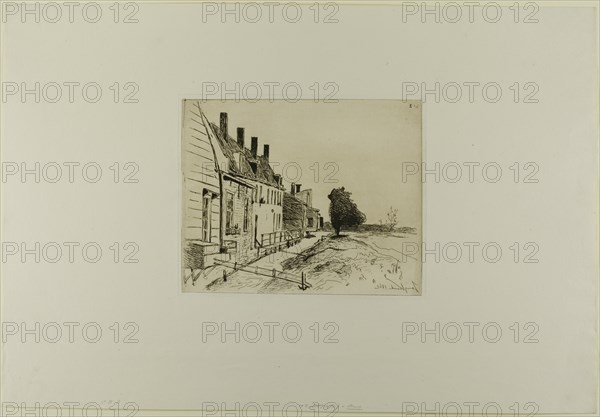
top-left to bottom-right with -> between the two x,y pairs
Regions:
182,100 -> 323,271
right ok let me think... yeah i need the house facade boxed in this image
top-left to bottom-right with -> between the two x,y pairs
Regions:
182,100 -> 227,270
246,137 -> 285,248
182,101 -> 287,272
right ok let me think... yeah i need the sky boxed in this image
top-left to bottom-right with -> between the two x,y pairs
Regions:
199,100 -> 421,228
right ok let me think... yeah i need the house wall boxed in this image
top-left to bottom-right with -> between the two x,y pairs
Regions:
252,182 -> 284,241
182,100 -> 220,240
283,192 -> 306,234
182,100 -> 224,268
306,207 -> 320,232
223,179 -> 254,262
295,189 -> 313,207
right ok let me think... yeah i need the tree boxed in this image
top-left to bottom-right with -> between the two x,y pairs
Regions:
328,187 -> 366,236
386,206 -> 398,231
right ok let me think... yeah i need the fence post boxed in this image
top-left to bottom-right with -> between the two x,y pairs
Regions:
300,272 -> 307,290
223,270 -> 227,282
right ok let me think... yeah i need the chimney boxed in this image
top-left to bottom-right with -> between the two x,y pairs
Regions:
291,182 -> 296,195
263,144 -> 270,161
220,112 -> 228,139
296,184 -> 301,193
237,127 -> 245,149
251,137 -> 258,157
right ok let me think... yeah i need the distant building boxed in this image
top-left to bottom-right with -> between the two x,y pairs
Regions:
283,183 -> 322,235
283,191 -> 306,233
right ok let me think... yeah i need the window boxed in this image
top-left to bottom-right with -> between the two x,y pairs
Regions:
202,192 -> 211,242
243,198 -> 249,232
225,192 -> 234,234
308,217 -> 314,228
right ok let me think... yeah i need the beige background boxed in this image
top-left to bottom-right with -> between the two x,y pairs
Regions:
1,1 -> 598,415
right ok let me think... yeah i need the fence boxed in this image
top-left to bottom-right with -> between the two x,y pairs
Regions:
259,230 -> 303,248
213,259 -> 311,290
254,229 -> 304,259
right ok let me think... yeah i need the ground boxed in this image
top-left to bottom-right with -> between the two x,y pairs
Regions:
183,230 -> 420,295
280,231 -> 420,295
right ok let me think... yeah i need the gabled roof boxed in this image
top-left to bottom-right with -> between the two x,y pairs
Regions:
208,122 -> 281,189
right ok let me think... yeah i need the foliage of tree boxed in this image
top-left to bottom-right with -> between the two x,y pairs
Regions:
328,187 -> 366,236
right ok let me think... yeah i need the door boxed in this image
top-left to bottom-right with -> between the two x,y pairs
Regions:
202,193 -> 211,242
254,215 -> 258,248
